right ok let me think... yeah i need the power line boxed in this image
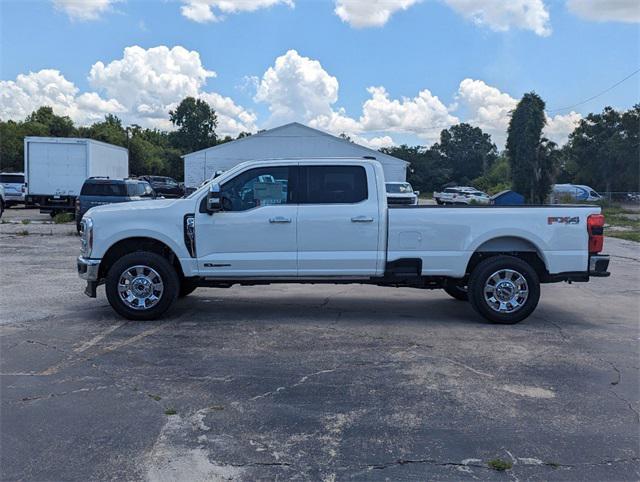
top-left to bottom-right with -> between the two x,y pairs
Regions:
547,68 -> 640,113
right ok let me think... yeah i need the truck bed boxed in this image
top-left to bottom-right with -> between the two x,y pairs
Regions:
387,204 -> 600,277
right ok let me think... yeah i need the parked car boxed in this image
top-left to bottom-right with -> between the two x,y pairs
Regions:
385,182 -> 419,205
139,176 -> 184,198
0,172 -> 26,207
552,184 -> 602,203
77,158 -> 609,324
76,178 -> 156,232
434,186 -> 490,205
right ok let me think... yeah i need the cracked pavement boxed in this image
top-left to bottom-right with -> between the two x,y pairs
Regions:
1,225 -> 639,481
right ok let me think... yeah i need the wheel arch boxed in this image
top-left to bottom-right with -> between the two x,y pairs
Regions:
99,237 -> 185,280
466,236 -> 549,279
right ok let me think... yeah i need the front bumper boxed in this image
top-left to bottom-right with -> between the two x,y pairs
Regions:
77,256 -> 101,281
589,254 -> 610,277
78,257 -> 101,298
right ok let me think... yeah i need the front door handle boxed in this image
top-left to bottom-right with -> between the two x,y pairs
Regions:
269,216 -> 292,223
351,216 -> 374,223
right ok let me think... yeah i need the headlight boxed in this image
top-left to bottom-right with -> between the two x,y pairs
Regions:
80,217 -> 93,257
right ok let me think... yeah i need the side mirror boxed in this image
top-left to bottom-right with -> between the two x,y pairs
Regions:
207,183 -> 222,213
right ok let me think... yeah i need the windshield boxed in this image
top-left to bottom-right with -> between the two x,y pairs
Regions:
386,183 -> 413,193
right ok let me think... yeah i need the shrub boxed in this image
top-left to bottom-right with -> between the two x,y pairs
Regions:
53,212 -> 75,224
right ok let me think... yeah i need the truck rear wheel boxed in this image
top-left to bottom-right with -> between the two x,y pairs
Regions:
467,255 -> 540,324
105,252 -> 179,321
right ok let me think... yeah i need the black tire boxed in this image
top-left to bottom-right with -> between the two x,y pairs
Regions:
467,255 -> 540,324
105,251 -> 179,321
179,279 -> 198,298
0,200 -> 4,219
443,280 -> 468,301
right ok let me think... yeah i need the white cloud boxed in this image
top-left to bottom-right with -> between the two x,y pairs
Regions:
334,0 -> 420,27
180,0 -> 294,23
545,111 -> 582,144
0,69 -> 125,125
333,0 -> 551,34
350,133 -> 395,149
456,78 -> 580,146
358,86 -> 458,141
0,46 -> 256,137
566,0 -> 640,23
443,0 -> 551,36
51,0 -> 118,21
257,50 -> 456,143
255,49 -> 339,122
88,45 -> 255,135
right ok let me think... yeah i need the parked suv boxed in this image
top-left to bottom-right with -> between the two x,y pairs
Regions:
434,186 -> 490,205
385,182 -> 419,205
76,178 -> 156,231
0,172 -> 26,207
138,176 -> 184,198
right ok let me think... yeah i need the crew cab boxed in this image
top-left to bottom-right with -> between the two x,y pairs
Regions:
77,158 -> 610,324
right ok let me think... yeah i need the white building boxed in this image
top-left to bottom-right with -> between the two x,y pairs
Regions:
182,122 -> 408,188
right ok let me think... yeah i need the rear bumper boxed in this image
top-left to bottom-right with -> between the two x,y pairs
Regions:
589,254 -> 610,277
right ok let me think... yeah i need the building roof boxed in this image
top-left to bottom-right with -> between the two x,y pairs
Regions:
181,122 -> 408,166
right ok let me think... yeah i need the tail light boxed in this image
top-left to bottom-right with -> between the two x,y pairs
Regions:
587,214 -> 605,254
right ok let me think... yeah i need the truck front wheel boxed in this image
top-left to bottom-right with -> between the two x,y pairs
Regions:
105,252 -> 179,321
467,256 -> 540,324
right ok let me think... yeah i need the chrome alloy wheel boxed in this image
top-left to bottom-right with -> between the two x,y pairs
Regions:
117,265 -> 164,310
483,269 -> 529,313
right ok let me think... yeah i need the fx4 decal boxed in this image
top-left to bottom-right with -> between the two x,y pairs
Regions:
548,216 -> 580,225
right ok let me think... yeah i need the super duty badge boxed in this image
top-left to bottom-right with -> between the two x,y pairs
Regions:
548,216 -> 580,225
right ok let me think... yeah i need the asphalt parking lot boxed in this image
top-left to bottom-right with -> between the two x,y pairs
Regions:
1,209 -> 638,481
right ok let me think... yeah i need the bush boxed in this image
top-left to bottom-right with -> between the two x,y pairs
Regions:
53,212 -> 75,224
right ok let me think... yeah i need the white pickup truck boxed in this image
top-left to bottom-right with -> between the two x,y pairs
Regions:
77,158 -> 610,324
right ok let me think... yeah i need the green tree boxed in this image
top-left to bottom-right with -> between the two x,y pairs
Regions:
506,92 -> 551,203
169,97 -> 218,152
472,154 -> 511,194
431,123 -> 497,184
380,145 -> 451,194
25,106 -> 76,137
565,105 -> 639,193
80,114 -> 127,147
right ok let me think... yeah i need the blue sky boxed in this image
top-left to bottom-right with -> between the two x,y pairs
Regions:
1,0 -> 638,147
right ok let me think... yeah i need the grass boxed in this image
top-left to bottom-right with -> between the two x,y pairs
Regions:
53,212 -> 75,224
148,394 -> 162,401
602,205 -> 640,242
21,219 -> 30,225
487,459 -> 513,471
164,408 -> 177,416
16,229 -> 29,236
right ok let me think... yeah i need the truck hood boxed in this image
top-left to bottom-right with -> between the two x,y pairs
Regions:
85,198 -> 184,217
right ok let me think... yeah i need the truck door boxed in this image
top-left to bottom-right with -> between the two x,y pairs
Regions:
297,164 -> 380,276
195,165 -> 298,277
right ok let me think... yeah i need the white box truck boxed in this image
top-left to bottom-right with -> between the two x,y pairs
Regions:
24,137 -> 128,215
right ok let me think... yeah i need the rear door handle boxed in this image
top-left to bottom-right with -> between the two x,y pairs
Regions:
351,216 -> 374,223
269,216 -> 292,223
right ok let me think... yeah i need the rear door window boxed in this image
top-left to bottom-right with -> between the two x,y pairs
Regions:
0,174 -> 24,183
300,165 -> 368,204
81,183 -> 127,196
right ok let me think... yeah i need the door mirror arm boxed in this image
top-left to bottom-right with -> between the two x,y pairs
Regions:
206,183 -> 223,214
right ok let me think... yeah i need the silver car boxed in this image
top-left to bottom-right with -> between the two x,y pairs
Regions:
0,172 -> 25,207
